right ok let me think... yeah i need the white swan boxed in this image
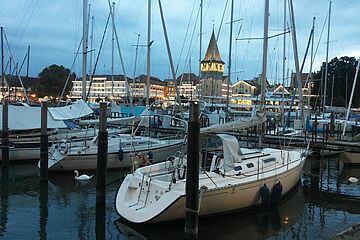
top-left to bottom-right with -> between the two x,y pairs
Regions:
74,170 -> 93,180
348,177 -> 358,184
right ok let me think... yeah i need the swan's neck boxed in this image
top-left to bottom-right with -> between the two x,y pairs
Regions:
75,171 -> 79,178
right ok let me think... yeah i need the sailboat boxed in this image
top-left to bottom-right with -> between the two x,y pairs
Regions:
0,99 -> 96,162
115,0 -> 308,224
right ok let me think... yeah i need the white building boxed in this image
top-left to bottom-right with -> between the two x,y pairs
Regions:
70,75 -> 130,102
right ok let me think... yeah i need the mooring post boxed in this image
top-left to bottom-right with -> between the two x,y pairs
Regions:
40,101 -> 48,181
96,102 -> 107,240
185,102 -> 200,240
1,99 -> 9,168
314,115 -> 318,143
330,112 -> 335,138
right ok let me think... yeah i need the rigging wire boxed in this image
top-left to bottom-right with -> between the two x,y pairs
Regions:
175,0 -> 197,74
57,39 -> 83,105
216,0 -> 229,41
182,6 -> 201,74
86,13 -> 111,101
10,0 -> 40,54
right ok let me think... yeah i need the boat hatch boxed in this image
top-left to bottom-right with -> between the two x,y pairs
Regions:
263,157 -> 276,164
246,163 -> 254,168
234,165 -> 242,171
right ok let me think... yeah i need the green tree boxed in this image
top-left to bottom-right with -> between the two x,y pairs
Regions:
312,56 -> 359,109
36,64 -> 76,98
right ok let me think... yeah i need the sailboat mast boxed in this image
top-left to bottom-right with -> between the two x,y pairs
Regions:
259,0 -> 269,148
26,45 -> 30,79
1,27 -> 4,96
107,0 -> 130,104
342,56 -> 360,136
323,0 -> 332,118
281,0 -> 286,128
308,17 -> 315,116
111,2 -> 115,99
158,0 -> 182,110
289,0 -> 304,128
133,34 -> 140,80
82,0 -> 89,101
146,0 -> 151,107
225,0 -> 234,118
89,16 -> 94,77
260,0 -> 269,113
198,0 -> 203,99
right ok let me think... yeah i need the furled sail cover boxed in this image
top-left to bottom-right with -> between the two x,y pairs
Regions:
0,104 -> 66,130
200,112 -> 266,134
48,99 -> 93,120
216,134 -> 242,172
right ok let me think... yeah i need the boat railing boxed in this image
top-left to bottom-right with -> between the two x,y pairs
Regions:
129,173 -> 152,210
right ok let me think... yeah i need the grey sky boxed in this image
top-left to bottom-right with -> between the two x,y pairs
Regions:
2,0 -> 360,85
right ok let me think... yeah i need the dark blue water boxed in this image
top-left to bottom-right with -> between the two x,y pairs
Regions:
0,156 -> 359,240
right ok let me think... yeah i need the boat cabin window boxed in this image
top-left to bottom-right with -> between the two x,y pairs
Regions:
263,157 -> 276,164
234,166 -> 242,171
246,163 -> 254,168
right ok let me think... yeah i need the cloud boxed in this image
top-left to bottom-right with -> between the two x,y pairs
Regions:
1,0 -> 359,86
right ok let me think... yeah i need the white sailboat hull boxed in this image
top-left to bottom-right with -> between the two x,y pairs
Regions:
47,138 -> 185,171
156,161 -> 303,222
115,146 -> 306,223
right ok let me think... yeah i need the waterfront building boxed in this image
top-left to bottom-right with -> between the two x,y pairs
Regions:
131,75 -> 165,103
232,80 -> 259,97
0,75 -> 38,102
70,75 -> 130,102
70,74 -> 166,103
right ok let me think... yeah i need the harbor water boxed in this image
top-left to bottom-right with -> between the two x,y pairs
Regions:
0,155 -> 359,239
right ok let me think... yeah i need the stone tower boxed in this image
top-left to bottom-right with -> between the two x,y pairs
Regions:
200,30 -> 225,97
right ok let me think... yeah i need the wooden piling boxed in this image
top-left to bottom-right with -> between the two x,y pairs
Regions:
1,99 -> 9,168
330,112 -> 335,138
40,102 -> 48,181
185,102 -> 200,240
96,102 -> 107,239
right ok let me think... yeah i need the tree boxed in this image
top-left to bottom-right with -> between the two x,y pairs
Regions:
36,64 -> 76,98
312,56 -> 359,109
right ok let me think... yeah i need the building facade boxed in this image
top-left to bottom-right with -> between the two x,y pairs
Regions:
70,75 -> 130,102
232,80 -> 259,97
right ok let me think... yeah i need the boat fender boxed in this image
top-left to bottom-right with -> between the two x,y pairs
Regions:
270,181 -> 283,207
59,140 -> 68,155
118,148 -> 124,161
177,165 -> 186,180
219,117 -> 224,124
260,184 -> 270,207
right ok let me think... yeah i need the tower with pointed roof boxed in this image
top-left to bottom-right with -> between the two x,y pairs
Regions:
200,30 -> 228,99
200,30 -> 225,79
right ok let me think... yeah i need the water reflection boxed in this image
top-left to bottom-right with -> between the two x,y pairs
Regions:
0,159 -> 359,239
0,168 -> 9,237
115,182 -> 305,240
39,182 -> 48,240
